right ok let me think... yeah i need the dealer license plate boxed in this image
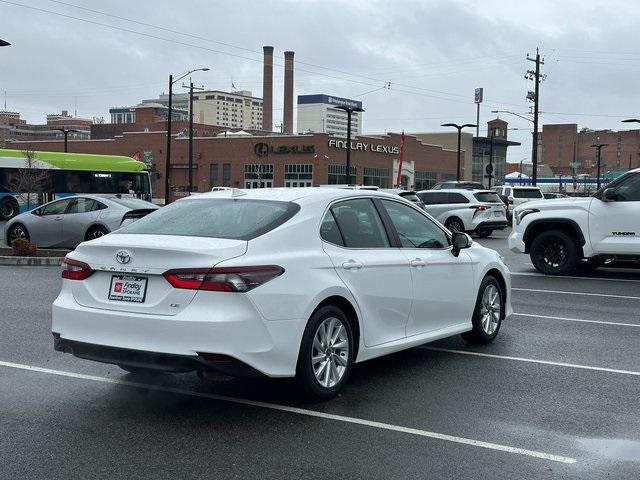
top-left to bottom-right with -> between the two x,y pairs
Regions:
109,275 -> 148,303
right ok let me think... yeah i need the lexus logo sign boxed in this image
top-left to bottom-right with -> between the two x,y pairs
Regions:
254,143 -> 314,156
254,142 -> 269,157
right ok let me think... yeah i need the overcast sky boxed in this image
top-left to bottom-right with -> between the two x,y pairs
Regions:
2,0 -> 640,162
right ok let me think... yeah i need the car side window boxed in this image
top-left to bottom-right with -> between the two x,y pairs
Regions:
320,210 -> 344,246
40,199 -> 72,216
331,198 -> 390,248
381,199 -> 449,249
612,173 -> 640,201
447,193 -> 470,204
67,198 -> 101,214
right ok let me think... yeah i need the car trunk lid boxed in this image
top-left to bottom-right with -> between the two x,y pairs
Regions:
68,233 -> 247,315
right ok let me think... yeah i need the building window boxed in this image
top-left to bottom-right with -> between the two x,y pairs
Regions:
363,167 -> 389,188
206,95 -> 215,100
328,164 -> 356,184
285,164 -> 313,187
415,171 -> 437,190
210,163 -> 218,187
222,163 -> 231,186
244,163 -> 274,188
442,173 -> 457,181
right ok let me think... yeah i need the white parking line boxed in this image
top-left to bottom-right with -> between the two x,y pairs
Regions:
0,360 -> 576,465
511,272 -> 640,284
513,312 -> 640,328
422,347 -> 640,377
512,287 -> 640,300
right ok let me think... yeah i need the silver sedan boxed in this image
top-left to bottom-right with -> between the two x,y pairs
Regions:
5,195 -> 158,249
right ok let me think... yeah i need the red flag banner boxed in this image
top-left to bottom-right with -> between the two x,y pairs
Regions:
396,131 -> 406,188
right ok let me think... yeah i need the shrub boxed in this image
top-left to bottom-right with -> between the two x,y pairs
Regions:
11,238 -> 37,257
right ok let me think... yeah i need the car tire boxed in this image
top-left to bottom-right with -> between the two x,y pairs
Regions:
296,305 -> 354,400
445,217 -> 465,233
476,230 -> 493,238
0,198 -> 19,221
85,225 -> 109,241
530,230 -> 579,275
7,223 -> 30,244
461,275 -> 504,344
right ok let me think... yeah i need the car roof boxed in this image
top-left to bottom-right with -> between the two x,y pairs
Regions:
182,187 -> 404,204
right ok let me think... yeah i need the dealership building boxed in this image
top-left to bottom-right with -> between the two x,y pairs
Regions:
7,130 -> 461,203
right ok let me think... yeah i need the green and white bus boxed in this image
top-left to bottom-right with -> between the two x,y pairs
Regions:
0,148 -> 151,220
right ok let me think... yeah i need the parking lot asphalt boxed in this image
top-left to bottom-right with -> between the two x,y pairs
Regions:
1,232 -> 639,479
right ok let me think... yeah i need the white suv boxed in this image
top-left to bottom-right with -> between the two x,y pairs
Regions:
509,168 -> 640,275
492,185 -> 543,220
417,189 -> 508,238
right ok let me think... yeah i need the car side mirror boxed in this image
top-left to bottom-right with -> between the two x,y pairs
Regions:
451,232 -> 472,257
602,188 -> 618,202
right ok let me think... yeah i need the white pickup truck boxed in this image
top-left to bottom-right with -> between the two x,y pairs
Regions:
508,168 -> 640,275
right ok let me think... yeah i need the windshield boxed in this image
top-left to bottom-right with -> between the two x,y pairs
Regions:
513,188 -> 543,199
118,199 -> 299,240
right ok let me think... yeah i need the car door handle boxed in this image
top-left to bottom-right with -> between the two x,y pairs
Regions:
410,258 -> 426,267
54,216 -> 63,221
342,260 -> 363,270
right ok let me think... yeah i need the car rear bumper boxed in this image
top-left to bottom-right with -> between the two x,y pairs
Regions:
54,338 -> 267,377
52,288 -> 305,378
473,220 -> 509,232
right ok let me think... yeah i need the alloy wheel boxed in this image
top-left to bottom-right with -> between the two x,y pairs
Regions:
538,239 -> 567,268
480,284 -> 501,335
312,317 -> 349,388
88,228 -> 107,240
447,219 -> 464,233
1,202 -> 16,219
9,225 -> 27,242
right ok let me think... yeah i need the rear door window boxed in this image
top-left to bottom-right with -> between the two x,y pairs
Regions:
513,188 -> 543,199
330,199 -> 390,248
119,199 -> 299,240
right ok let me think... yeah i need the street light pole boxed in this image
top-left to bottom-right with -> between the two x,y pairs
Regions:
334,105 -> 364,184
182,80 -> 205,194
164,67 -> 209,205
591,139 -> 608,190
53,128 -> 79,152
441,123 -> 477,181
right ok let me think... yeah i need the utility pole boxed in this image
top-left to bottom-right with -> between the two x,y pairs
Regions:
591,138 -> 609,190
182,80 -> 204,194
526,48 -> 545,186
164,74 -> 173,205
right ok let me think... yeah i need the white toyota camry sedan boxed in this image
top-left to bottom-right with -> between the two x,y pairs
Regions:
52,188 -> 512,399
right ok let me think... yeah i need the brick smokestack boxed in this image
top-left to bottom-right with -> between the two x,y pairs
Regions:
283,51 -> 294,134
262,46 -> 274,132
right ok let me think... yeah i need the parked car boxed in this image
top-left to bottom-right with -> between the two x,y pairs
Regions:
542,192 -> 567,199
431,181 -> 485,190
492,185 -> 544,220
6,195 -> 158,248
509,168 -> 640,275
52,187 -> 512,399
416,189 -> 508,238
380,188 -> 425,209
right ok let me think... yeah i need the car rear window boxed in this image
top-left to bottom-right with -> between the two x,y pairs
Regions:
118,199 -> 299,240
109,197 -> 157,210
513,188 -> 543,199
474,192 -> 502,203
399,193 -> 421,203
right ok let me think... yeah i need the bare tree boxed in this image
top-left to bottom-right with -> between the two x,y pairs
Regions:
6,150 -> 49,210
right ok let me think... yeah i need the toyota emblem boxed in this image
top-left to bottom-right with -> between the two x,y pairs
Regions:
115,249 -> 133,264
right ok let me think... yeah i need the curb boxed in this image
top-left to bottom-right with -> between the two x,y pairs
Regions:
0,256 -> 64,266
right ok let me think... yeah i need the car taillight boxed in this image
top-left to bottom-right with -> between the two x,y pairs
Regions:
163,266 -> 284,292
507,196 -> 513,205
61,257 -> 94,280
470,205 -> 489,218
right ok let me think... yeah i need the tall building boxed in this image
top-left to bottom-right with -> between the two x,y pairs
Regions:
133,90 -> 263,130
541,124 -> 640,176
472,119 -> 520,187
297,94 -> 362,136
